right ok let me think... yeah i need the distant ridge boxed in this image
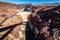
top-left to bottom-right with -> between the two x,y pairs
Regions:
0,1 -> 60,14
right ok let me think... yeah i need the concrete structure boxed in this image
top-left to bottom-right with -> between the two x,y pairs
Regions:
17,7 -> 32,40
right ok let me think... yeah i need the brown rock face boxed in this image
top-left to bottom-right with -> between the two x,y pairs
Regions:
0,14 -> 23,40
